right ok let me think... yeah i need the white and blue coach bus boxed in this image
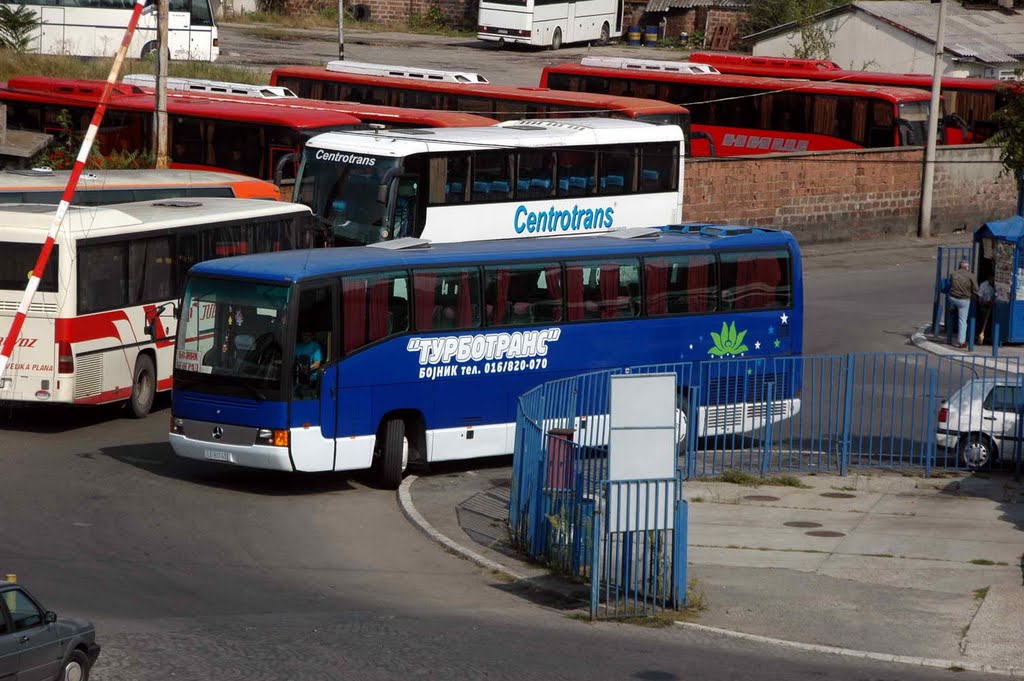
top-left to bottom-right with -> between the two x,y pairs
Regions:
168,225 -> 801,488
293,118 -> 684,246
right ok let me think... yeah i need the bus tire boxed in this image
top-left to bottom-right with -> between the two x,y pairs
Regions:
140,41 -> 157,60
549,27 -> 562,50
128,354 -> 155,419
598,22 -> 610,45
378,417 -> 408,489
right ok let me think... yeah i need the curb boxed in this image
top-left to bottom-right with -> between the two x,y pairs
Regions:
399,473 -> 1024,675
911,324 -> 1023,371
674,622 -> 1024,678
397,474 -> 529,581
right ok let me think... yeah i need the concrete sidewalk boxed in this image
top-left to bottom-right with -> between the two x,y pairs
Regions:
400,466 -> 1024,675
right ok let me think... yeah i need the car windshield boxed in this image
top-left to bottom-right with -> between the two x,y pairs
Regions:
295,150 -> 402,246
174,276 -> 291,401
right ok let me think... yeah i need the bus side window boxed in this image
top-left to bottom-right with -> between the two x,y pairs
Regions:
484,263 -> 562,326
412,268 -> 481,331
566,260 -> 639,320
597,145 -> 635,195
720,250 -> 789,311
471,151 -> 512,203
639,142 -> 677,193
645,254 -> 716,315
295,285 -> 333,399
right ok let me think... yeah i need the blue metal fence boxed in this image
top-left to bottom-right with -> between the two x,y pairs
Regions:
511,352 -> 1023,618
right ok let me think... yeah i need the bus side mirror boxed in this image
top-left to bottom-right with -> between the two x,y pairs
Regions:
145,302 -> 178,339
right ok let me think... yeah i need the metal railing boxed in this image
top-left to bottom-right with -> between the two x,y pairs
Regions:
510,351 -> 1023,618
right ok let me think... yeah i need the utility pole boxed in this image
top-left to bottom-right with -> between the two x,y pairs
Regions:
337,0 -> 344,59
918,0 -> 947,238
154,0 -> 169,168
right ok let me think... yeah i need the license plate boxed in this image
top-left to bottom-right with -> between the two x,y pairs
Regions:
204,449 -> 231,462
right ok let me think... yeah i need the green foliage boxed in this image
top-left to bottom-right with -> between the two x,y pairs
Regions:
0,3 -> 38,52
743,0 -> 844,36
687,29 -> 704,49
988,85 -> 1024,188
254,0 -> 287,14
30,108 -> 154,170
409,1 -> 448,30
709,321 -> 749,356
789,21 -> 835,60
988,84 -> 1024,212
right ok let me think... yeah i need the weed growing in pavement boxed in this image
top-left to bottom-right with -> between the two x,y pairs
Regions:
712,470 -> 809,488
969,559 -> 998,566
973,586 -> 990,601
831,485 -> 857,491
690,496 -> 704,503
948,665 -> 966,672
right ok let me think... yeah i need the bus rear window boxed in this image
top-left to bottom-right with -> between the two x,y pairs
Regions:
0,242 -> 58,292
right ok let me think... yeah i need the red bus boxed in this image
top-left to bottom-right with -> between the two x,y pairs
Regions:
689,52 -> 1010,143
269,62 -> 696,151
0,76 -> 361,182
0,77 -> 496,183
541,57 -> 941,157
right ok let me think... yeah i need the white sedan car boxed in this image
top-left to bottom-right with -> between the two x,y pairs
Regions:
936,377 -> 1024,469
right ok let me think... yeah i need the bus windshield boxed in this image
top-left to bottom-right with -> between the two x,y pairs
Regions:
175,276 -> 291,401
898,101 -> 930,146
297,152 -> 402,245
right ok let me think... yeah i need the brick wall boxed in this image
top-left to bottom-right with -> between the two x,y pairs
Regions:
342,0 -> 475,26
684,145 -> 1019,242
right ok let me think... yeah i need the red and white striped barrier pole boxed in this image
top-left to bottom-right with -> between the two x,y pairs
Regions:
0,0 -> 150,383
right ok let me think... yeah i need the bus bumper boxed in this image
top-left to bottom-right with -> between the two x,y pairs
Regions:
477,32 -> 530,45
169,432 -> 294,471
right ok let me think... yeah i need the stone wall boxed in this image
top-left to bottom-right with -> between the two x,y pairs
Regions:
684,145 -> 1018,242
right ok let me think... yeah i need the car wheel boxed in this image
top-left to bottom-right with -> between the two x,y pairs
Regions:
62,649 -> 90,681
128,354 -> 155,419
550,27 -> 562,50
377,417 -> 409,489
959,434 -> 995,470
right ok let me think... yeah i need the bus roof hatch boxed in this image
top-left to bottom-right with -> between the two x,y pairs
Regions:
580,56 -> 720,75
123,74 -> 298,99
368,237 -> 432,250
325,60 -> 489,84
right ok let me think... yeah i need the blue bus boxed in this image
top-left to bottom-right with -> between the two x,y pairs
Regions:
168,225 -> 802,487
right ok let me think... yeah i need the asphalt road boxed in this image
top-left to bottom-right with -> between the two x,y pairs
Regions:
2,26 -> 1000,681
215,22 -> 646,85
3,241 -> 1003,680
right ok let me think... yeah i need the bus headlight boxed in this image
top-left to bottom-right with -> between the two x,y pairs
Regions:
170,417 -> 184,434
256,428 -> 289,447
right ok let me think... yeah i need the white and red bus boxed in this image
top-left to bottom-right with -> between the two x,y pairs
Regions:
0,198 -> 313,416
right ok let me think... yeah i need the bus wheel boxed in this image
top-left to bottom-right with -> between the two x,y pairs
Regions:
549,27 -> 562,50
378,417 -> 409,489
598,22 -> 610,45
128,354 -> 155,419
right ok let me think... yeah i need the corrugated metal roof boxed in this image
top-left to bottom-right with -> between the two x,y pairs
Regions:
646,0 -> 745,13
745,1 -> 1024,65
854,1 -> 1024,64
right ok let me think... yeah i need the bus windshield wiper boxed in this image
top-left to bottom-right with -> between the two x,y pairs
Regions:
234,378 -> 268,402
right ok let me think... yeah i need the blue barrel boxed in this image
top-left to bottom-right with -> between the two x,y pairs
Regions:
644,25 -> 659,45
627,26 -> 641,46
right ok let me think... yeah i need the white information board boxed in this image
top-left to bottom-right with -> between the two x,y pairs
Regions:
607,373 -> 677,532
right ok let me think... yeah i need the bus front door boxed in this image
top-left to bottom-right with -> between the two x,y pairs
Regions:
290,284 -> 338,472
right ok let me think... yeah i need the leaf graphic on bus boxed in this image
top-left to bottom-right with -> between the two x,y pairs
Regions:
708,322 -> 749,356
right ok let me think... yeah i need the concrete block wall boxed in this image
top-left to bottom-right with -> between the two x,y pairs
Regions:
684,145 -> 1019,242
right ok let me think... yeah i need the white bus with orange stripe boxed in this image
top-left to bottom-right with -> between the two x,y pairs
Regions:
0,198 -> 313,416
